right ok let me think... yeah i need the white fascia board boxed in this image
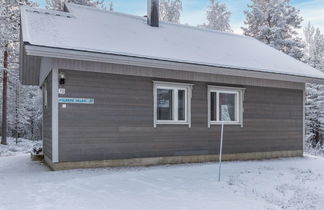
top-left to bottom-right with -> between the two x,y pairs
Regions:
24,45 -> 324,84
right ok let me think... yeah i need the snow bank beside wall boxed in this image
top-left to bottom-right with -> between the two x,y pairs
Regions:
0,137 -> 41,157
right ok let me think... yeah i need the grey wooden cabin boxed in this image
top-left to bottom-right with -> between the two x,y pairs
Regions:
20,2 -> 324,170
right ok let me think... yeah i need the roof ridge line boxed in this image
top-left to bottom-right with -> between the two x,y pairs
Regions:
64,3 -> 252,40
64,3 -> 146,21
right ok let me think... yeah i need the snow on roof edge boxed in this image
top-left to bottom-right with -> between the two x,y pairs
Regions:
20,6 -> 30,43
26,43 -> 324,81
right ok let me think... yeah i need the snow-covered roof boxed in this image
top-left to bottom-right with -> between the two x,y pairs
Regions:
20,3 -> 324,81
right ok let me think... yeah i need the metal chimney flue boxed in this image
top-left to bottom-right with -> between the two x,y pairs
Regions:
147,0 -> 159,27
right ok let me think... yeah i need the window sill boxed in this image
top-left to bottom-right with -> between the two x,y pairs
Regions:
210,122 -> 242,126
154,120 -> 191,128
156,121 -> 189,125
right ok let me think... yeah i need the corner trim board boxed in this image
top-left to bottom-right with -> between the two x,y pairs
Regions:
52,68 -> 59,163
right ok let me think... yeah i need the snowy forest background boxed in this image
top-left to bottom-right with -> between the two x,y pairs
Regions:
0,0 -> 323,152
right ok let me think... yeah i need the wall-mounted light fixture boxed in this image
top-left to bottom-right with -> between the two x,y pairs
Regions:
59,73 -> 65,85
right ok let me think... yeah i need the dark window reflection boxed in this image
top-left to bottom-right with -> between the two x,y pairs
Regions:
157,89 -> 173,120
178,90 -> 185,120
210,92 -> 217,121
219,93 -> 236,121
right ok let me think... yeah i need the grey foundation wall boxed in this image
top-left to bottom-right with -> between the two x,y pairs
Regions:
57,70 -> 303,162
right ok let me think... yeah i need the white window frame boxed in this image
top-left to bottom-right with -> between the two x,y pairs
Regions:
208,86 -> 245,128
153,81 -> 193,128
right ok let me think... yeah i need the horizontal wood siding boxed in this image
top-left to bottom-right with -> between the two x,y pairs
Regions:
43,73 -> 52,160
58,70 -> 303,162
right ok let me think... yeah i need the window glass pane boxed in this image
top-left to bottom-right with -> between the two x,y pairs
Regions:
157,89 -> 173,120
178,90 -> 186,121
219,93 -> 236,121
210,92 -> 217,121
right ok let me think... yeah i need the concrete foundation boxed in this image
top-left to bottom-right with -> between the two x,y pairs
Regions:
44,150 -> 303,171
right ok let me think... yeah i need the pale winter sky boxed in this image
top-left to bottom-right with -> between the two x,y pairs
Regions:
35,0 -> 324,34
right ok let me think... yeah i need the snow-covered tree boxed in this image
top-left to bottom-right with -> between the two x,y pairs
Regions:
0,0 -> 42,140
1,0 -> 27,140
19,86 -> 42,139
242,0 -> 304,60
108,1 -> 113,11
200,0 -> 232,32
46,0 -> 105,11
160,0 -> 182,23
304,23 -> 324,70
0,1 -> 19,49
303,22 -> 324,149
305,82 -> 322,148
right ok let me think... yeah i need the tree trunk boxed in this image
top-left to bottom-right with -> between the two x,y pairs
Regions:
15,77 -> 19,144
1,44 -> 8,145
31,118 -> 34,140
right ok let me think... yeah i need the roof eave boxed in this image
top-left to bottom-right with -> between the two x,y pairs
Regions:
23,44 -> 324,85
20,43 -> 41,85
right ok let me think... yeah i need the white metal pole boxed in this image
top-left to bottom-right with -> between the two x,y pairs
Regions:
218,122 -> 224,182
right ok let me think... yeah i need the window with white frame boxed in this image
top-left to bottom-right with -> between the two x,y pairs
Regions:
208,86 -> 245,127
153,81 -> 192,127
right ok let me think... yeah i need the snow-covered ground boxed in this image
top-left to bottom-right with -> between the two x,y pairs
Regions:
0,154 -> 324,210
0,137 -> 41,157
305,140 -> 324,157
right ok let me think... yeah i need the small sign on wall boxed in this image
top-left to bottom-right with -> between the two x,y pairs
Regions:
58,97 -> 95,104
58,88 -> 65,95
